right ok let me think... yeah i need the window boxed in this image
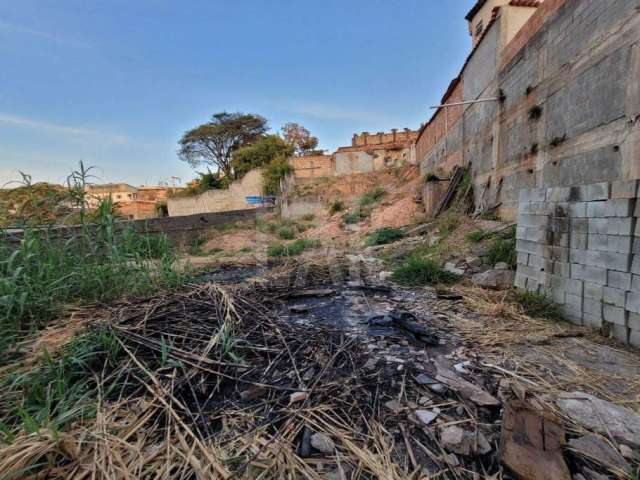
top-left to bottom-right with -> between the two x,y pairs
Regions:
475,20 -> 483,37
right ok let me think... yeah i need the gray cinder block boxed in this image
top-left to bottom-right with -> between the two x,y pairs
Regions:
631,275 -> 640,292
627,291 -> 640,314
611,324 -> 630,344
518,214 -> 548,228
629,312 -> 640,330
550,274 -> 583,296
583,312 -> 603,329
568,202 -> 587,218
608,270 -> 632,291
609,218 -> 635,236
583,298 -> 603,318
584,282 -> 604,301
514,272 -> 527,289
517,252 -> 529,266
605,199 -> 634,217
586,201 -> 607,217
632,256 -> 640,275
603,287 -> 626,308
517,239 -> 546,257
519,188 -> 547,203
547,187 -> 572,202
553,261 -> 571,277
571,263 -> 608,285
571,218 -> 589,233
611,179 -> 638,199
589,218 -> 609,234
585,182 -> 610,201
603,304 -> 627,326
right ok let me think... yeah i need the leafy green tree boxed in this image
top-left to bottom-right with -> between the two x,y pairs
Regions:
262,155 -> 293,195
178,112 -> 268,179
232,134 -> 294,178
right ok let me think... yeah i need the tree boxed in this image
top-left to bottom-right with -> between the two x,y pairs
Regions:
232,134 -> 294,178
178,112 -> 268,179
281,122 -> 319,155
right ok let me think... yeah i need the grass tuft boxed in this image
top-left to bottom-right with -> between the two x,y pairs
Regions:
466,229 -> 487,243
484,233 -> 517,269
365,228 -> 404,246
267,239 -> 320,257
391,256 -> 460,286
277,226 -> 295,240
329,199 -> 345,215
358,187 -> 386,207
513,290 -> 562,320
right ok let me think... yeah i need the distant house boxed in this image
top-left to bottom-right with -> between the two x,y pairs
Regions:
465,0 -> 543,48
85,183 -> 138,209
85,183 -> 182,220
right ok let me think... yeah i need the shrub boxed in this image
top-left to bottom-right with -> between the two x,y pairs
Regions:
278,226 -> 295,240
256,218 -> 277,234
301,214 -> 315,222
513,290 -> 562,320
343,207 -> 369,225
391,257 -> 460,286
365,228 -> 405,246
485,236 -> 517,269
466,229 -> 487,243
329,199 -> 345,215
358,187 -> 386,207
267,239 -> 320,257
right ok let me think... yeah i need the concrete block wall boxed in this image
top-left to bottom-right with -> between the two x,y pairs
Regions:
515,180 -> 640,346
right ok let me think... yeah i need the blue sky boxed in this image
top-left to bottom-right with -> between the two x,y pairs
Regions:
0,0 -> 475,187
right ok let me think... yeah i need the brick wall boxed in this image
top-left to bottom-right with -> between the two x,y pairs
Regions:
352,129 -> 417,147
515,181 -> 640,346
415,79 -> 464,173
289,155 -> 334,178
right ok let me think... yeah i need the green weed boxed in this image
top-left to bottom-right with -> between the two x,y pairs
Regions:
1,326 -> 123,435
267,239 -> 320,257
358,187 -> 386,207
466,229 -> 487,243
278,226 -> 295,240
484,228 -> 517,268
391,256 -> 460,286
365,228 -> 405,246
513,290 -> 562,320
329,199 -> 345,215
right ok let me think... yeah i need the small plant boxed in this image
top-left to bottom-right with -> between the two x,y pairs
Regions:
256,219 -> 277,234
466,229 -> 487,243
187,237 -> 207,256
479,211 -> 500,221
358,187 -> 386,207
365,228 -> 404,246
343,208 -> 368,225
329,199 -> 345,215
301,214 -> 315,222
267,239 -> 320,257
528,105 -> 543,120
208,247 -> 224,255
391,256 -> 460,286
2,326 -> 123,435
485,236 -> 517,269
514,290 -> 562,320
278,226 -> 295,240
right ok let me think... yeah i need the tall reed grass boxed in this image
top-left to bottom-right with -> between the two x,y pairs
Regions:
0,164 -> 189,363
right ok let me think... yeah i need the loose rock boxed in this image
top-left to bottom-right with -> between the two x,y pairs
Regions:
471,269 -> 515,290
310,432 -> 335,454
568,435 -> 631,474
556,391 -> 640,448
414,409 -> 438,426
440,426 -> 491,456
